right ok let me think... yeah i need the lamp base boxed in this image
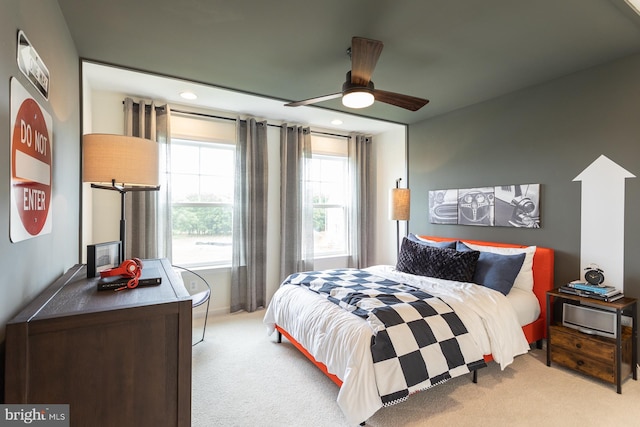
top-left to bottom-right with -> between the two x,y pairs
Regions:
90,180 -> 160,261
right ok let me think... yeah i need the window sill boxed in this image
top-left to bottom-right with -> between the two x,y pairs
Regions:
171,262 -> 231,273
313,254 -> 351,270
314,254 -> 349,261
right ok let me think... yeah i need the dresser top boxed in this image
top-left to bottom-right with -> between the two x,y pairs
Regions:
8,258 -> 191,323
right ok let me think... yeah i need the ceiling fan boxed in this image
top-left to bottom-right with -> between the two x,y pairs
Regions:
285,37 -> 429,111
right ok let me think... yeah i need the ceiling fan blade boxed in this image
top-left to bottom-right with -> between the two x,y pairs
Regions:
350,37 -> 384,86
284,92 -> 342,107
373,89 -> 429,111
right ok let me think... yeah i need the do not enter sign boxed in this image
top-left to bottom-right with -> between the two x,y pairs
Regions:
10,78 -> 53,242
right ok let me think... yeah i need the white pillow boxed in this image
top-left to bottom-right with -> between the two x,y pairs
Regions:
461,242 -> 536,292
412,234 -> 437,243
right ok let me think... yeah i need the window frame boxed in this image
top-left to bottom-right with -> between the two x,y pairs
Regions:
170,137 -> 235,268
309,150 -> 350,259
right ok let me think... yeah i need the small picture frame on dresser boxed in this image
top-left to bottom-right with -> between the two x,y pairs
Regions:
87,241 -> 121,278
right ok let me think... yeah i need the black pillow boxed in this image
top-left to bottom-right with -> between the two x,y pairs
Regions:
396,238 -> 480,282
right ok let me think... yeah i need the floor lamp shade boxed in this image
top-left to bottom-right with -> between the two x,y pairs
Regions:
82,134 -> 159,186
389,188 -> 411,221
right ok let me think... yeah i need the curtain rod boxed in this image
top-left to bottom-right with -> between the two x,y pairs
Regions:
170,108 -> 352,139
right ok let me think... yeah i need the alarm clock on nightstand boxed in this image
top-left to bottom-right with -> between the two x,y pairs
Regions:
584,264 -> 605,286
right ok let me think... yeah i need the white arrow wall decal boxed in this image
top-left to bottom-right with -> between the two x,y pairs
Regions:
573,155 -> 635,292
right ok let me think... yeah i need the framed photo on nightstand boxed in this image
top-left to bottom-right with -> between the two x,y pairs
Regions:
87,241 -> 121,278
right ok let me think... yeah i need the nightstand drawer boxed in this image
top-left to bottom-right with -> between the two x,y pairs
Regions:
549,325 -> 614,363
550,345 -> 615,383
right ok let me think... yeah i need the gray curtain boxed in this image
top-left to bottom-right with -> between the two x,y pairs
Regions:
348,134 -> 373,268
123,97 -> 172,260
230,117 -> 268,313
279,124 -> 314,281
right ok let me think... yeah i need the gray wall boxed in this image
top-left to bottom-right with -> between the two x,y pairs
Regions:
1,0 -> 639,402
409,52 -> 640,300
0,0 -> 80,393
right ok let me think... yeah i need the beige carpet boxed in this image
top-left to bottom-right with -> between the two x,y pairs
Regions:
192,310 -> 640,427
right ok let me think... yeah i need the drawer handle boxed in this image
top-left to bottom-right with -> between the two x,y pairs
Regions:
575,343 -> 582,349
577,360 -> 584,366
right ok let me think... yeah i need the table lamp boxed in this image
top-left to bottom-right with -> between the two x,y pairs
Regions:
83,133 -> 160,262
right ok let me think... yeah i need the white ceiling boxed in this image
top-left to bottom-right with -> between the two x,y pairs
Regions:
61,0 -> 640,127
83,62 -> 405,135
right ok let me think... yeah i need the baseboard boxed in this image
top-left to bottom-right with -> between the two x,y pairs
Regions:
192,306 -> 229,319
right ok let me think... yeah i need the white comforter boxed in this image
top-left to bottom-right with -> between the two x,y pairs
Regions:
263,265 -> 531,425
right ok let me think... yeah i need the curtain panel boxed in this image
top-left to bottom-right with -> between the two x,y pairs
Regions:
123,97 -> 172,260
348,134 -> 373,268
279,124 -> 314,281
230,117 -> 268,313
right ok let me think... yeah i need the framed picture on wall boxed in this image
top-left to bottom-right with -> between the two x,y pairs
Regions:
428,183 -> 541,228
458,187 -> 494,226
428,189 -> 458,224
87,241 -> 121,278
494,184 -> 540,228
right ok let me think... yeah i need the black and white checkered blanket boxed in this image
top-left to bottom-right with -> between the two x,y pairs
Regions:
284,268 -> 486,406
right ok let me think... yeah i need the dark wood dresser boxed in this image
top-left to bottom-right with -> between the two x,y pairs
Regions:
4,258 -> 192,427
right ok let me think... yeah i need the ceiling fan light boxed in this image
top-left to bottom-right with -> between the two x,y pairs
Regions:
342,90 -> 374,109
625,0 -> 640,15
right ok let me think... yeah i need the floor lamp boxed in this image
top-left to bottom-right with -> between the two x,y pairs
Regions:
389,178 -> 410,254
83,134 -> 160,263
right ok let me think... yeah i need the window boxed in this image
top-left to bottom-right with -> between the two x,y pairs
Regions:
170,138 -> 235,267
309,136 -> 349,257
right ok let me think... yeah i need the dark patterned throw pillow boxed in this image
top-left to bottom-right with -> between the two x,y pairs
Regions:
396,238 -> 480,282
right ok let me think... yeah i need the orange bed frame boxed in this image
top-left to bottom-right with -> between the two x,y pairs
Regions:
421,236 -> 555,360
276,237 -> 555,386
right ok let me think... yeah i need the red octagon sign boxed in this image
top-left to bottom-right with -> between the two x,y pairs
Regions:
12,97 -> 52,236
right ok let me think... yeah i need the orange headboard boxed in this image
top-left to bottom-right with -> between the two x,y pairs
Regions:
418,236 -> 555,341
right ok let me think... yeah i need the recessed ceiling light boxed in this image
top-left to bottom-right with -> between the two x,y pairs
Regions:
179,91 -> 197,100
331,119 -> 343,125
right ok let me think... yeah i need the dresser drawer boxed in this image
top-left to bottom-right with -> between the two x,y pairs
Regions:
550,345 -> 615,383
549,324 -> 634,385
549,325 -> 615,364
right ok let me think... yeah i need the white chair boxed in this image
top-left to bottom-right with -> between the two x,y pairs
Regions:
173,265 -> 211,346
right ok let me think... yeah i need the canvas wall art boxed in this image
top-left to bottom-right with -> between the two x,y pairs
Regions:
429,183 -> 540,228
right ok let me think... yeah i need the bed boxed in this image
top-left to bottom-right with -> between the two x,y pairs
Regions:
264,236 -> 554,425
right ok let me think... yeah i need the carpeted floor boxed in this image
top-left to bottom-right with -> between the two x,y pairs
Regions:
191,310 -> 640,427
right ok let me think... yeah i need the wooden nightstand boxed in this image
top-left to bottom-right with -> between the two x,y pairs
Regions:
546,289 -> 637,393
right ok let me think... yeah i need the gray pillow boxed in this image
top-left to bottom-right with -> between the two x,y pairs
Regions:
407,233 -> 457,249
397,238 -> 479,282
456,241 -> 525,295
